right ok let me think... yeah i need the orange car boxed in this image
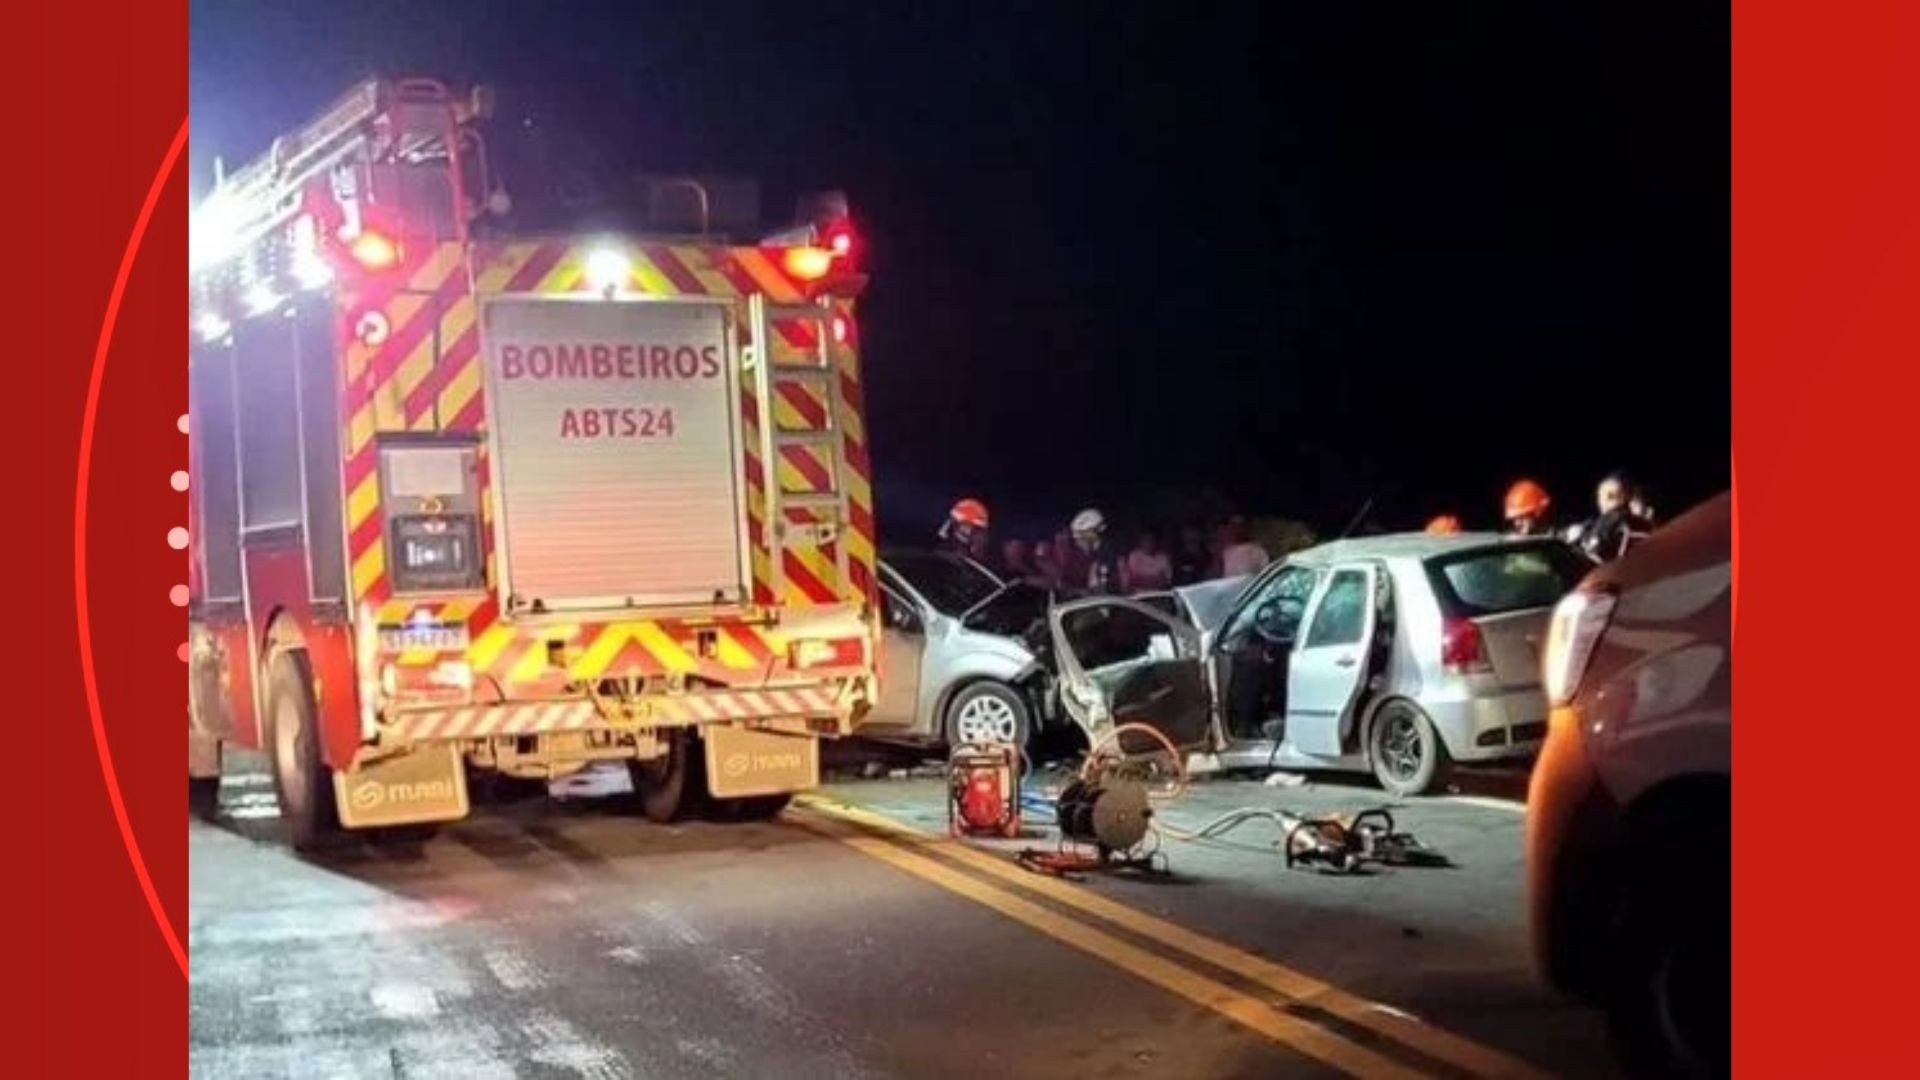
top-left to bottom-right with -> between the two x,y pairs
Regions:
1528,492 -> 1730,1077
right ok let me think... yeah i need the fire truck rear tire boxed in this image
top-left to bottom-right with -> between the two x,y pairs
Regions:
630,729 -> 705,823
266,650 -> 340,852
189,775 -> 220,820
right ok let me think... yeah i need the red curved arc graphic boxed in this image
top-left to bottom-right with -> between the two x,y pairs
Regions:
74,117 -> 190,979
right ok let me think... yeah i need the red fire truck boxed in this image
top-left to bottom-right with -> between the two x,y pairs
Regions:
187,78 -> 879,847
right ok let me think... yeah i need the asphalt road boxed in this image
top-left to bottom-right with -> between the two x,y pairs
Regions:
190,758 -> 1613,1079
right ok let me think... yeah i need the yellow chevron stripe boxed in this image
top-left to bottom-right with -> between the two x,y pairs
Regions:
627,251 -> 678,296
382,291 -> 432,343
407,243 -> 465,293
845,524 -> 876,569
440,293 -> 476,348
351,543 -> 385,597
399,647 -> 437,666
751,545 -> 773,598
536,254 -> 585,295
714,632 -> 756,670
377,600 -> 414,623
347,404 -> 375,456
777,446 -> 832,493
567,625 -> 630,681
506,641 -> 550,684
467,623 -> 517,672
346,342 -> 375,384
733,248 -> 804,303
772,391 -> 828,432
474,243 -> 539,292
678,249 -> 736,297
631,621 -> 696,674
347,474 -> 379,531
392,332 -> 437,405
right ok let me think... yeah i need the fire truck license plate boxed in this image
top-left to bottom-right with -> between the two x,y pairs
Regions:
379,623 -> 471,653
703,726 -> 820,799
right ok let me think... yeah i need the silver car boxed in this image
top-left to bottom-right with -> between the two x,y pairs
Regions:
1050,533 -> 1589,794
860,551 -> 1053,746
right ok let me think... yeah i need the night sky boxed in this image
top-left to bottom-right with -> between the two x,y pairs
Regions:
191,1 -> 1728,544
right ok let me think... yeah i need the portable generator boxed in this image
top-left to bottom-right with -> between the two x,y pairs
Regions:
947,742 -> 1022,838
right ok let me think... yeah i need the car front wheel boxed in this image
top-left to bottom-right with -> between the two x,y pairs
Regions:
944,682 -> 1031,748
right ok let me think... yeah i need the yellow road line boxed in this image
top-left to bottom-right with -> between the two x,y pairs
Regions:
795,814 -> 1424,1079
798,798 -> 1546,1080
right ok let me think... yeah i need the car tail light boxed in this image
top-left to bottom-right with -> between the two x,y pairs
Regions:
1441,616 -> 1492,674
789,637 -> 865,670
1543,588 -> 1617,706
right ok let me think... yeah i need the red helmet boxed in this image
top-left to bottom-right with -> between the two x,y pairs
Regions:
1424,514 -> 1462,535
949,498 -> 990,530
1504,480 -> 1551,521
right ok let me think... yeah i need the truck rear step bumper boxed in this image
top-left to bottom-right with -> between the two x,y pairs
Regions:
384,684 -> 846,742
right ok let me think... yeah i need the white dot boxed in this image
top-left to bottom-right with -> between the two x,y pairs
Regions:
177,643 -> 190,663
170,584 -> 189,607
167,527 -> 188,550
177,414 -> 189,434
170,470 -> 189,492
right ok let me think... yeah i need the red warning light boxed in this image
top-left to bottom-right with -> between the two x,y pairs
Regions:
821,219 -> 858,261
783,247 -> 835,281
350,231 -> 400,271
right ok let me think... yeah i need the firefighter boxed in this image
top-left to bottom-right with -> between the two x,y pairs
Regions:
1503,479 -> 1554,537
1069,508 -> 1122,596
1571,471 -> 1652,563
1425,514 -> 1463,535
938,498 -> 991,561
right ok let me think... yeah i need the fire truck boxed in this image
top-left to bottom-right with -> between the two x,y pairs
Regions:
187,78 -> 879,847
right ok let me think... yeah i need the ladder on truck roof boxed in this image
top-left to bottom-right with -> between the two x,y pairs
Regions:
195,78 -> 458,273
747,295 -> 849,605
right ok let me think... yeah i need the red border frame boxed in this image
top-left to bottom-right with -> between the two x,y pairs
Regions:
6,0 -> 1917,1069
1736,0 -> 1918,1072
8,1 -> 186,1069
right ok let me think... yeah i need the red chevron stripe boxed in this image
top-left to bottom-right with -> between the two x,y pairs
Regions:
780,446 -> 833,493
774,316 -> 819,350
502,243 -> 571,293
709,250 -> 762,296
349,511 -> 384,555
367,270 -> 470,407
849,558 -> 876,603
645,246 -> 707,295
848,499 -> 876,543
404,321 -> 478,426
776,380 -> 829,430
783,549 -> 838,603
721,621 -> 775,665
483,635 -> 535,681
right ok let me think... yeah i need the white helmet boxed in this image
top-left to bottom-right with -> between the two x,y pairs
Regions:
1070,508 -> 1106,537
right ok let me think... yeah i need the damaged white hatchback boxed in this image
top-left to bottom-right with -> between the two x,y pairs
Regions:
1050,533 -> 1589,795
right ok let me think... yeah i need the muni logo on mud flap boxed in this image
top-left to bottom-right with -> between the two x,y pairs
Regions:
351,777 -> 456,811
722,751 -> 804,779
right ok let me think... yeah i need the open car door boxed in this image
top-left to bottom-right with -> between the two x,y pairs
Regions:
1283,564 -> 1378,756
1049,597 -> 1214,752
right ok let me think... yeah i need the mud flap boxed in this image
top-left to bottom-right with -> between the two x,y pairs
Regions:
703,726 -> 819,799
333,743 -> 469,829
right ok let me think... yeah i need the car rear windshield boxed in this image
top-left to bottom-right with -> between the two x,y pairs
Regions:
1424,542 -> 1587,618
884,552 -> 1003,616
